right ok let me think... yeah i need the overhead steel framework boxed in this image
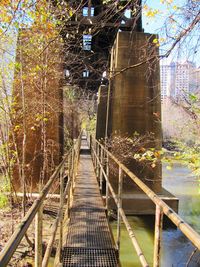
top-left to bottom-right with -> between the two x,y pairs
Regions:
52,0 -> 142,91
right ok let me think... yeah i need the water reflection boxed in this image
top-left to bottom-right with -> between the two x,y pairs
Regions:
111,162 -> 200,267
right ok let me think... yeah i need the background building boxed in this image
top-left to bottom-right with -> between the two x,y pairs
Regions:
160,64 -> 172,100
160,61 -> 200,101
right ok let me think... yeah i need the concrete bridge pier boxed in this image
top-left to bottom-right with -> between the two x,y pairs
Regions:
96,85 -> 108,141
96,32 -> 178,215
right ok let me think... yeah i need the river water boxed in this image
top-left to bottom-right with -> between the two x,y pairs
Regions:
111,162 -> 200,267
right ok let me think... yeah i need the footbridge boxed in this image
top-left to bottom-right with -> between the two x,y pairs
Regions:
0,134 -> 200,267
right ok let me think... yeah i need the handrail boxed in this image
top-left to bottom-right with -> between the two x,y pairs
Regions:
90,136 -> 200,267
0,133 -> 82,267
90,139 -> 149,267
42,177 -> 71,267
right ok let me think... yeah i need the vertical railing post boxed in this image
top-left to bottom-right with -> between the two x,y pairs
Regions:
73,148 -> 76,187
153,204 -> 163,267
67,154 -> 71,217
68,151 -> 71,178
58,166 -> 64,263
90,135 -> 92,151
117,166 -> 123,251
94,141 -> 97,172
67,158 -> 71,219
74,147 -> 77,177
106,151 -> 109,211
93,142 -> 95,163
90,135 -> 92,158
35,203 -> 43,267
71,148 -> 75,190
76,148 -> 79,174
68,149 -> 72,184
96,143 -> 100,178
69,150 -> 73,218
99,146 -> 103,191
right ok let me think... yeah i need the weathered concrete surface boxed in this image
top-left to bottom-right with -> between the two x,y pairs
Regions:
96,85 -> 108,140
108,31 -> 162,192
11,29 -> 63,192
106,31 -> 178,214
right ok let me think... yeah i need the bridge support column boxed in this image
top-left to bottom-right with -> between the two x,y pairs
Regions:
106,32 -> 178,214
12,29 -> 64,192
96,85 -> 108,140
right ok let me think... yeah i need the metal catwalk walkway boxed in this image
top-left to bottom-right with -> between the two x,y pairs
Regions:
62,137 -> 118,267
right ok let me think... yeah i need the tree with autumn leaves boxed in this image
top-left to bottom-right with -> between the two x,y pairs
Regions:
0,1 -> 65,212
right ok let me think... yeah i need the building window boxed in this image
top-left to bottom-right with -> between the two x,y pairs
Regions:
83,70 -> 89,77
83,34 -> 92,51
83,7 -> 94,17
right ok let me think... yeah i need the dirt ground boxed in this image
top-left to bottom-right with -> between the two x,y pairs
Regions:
0,201 -> 58,267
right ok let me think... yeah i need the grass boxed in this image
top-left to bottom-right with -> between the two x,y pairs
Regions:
0,174 -> 9,209
0,193 -> 8,209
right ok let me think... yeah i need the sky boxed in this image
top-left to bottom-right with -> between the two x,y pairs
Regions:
142,0 -> 200,66
0,32 -> 17,94
143,0 -> 185,31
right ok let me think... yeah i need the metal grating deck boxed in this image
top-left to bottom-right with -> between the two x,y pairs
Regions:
62,248 -> 118,267
66,210 -> 114,248
62,138 -> 118,267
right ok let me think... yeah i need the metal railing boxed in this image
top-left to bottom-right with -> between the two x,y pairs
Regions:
90,137 -> 200,267
0,134 -> 82,267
